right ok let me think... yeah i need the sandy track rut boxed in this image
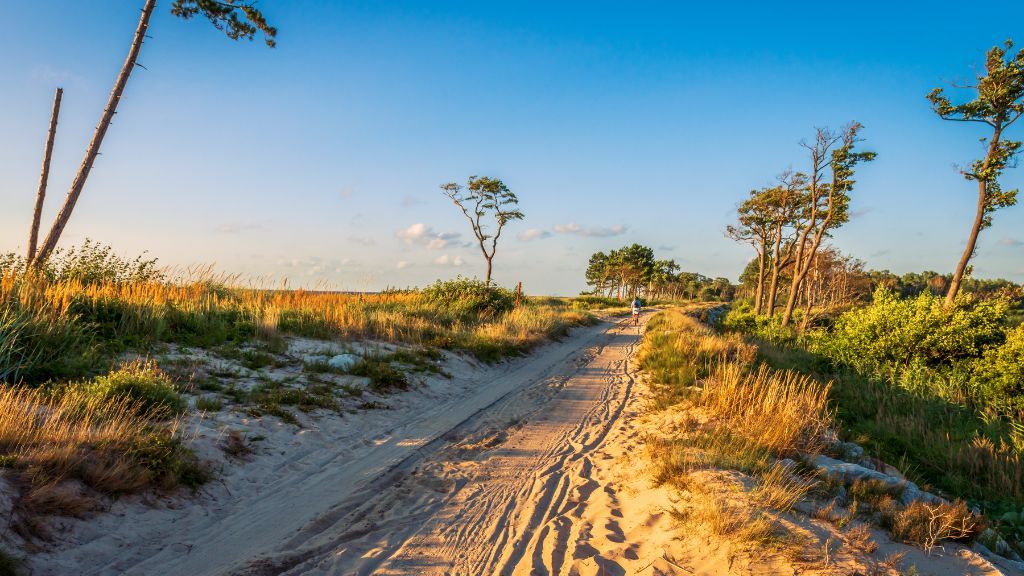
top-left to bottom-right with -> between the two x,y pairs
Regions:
240,318 -> 652,575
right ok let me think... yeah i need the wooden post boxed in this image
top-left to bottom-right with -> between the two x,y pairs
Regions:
515,281 -> 522,307
34,0 -> 157,264
28,87 -> 63,261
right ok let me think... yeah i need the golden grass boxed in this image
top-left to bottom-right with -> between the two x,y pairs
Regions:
0,383 -> 200,536
698,363 -> 833,457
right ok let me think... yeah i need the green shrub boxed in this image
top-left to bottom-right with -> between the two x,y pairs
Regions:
821,288 -> 1008,369
0,297 -> 91,384
349,356 -> 409,392
972,324 -> 1024,417
0,239 -> 162,285
421,277 -> 515,319
82,361 -> 186,417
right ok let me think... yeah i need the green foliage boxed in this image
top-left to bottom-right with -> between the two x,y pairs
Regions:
81,362 -> 186,417
349,356 -> 409,392
129,429 -> 210,490
1,240 -> 163,285
821,288 -> 1008,369
973,324 -> 1024,417
928,40 -> 1024,222
170,0 -> 277,47
441,176 -> 524,282
421,277 -> 515,319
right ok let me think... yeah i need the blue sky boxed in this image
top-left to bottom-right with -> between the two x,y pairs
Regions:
2,1 -> 1022,294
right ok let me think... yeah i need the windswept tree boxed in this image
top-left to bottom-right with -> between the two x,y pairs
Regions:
727,187 -> 776,314
29,0 -> 276,265
928,40 -> 1023,306
763,172 -> 805,315
780,123 -> 876,328
442,176 -> 524,285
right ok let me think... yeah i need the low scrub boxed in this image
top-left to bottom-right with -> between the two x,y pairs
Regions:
77,360 -> 186,416
421,277 -> 515,320
0,383 -> 205,535
1,244 -> 593,389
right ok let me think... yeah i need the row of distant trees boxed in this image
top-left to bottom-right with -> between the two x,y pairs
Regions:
584,244 -> 735,302
728,40 -> 1023,327
735,247 -> 1023,329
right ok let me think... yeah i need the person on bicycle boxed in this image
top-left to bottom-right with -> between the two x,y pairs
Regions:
631,296 -> 642,324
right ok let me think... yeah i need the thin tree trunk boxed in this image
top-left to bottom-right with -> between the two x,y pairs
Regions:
945,127 -> 1001,307
485,257 -> 493,285
753,248 -> 766,315
28,87 -> 63,262
33,0 -> 157,264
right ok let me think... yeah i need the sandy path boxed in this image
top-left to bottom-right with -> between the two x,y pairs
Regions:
46,317 -> 652,576
237,315 -> 674,576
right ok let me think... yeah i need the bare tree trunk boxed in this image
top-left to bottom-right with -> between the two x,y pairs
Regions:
33,0 -> 157,264
485,257 -> 493,285
28,87 -> 63,262
753,249 -> 766,315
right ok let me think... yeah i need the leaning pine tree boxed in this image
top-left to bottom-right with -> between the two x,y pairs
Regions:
28,0 -> 276,265
929,40 -> 1024,307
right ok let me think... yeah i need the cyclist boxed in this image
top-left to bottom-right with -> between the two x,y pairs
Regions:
630,296 -> 642,325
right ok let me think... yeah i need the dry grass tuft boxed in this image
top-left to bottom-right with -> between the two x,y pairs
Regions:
698,363 -> 833,457
888,500 -> 982,554
0,384 -> 204,537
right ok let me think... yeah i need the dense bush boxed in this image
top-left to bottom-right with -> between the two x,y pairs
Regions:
0,288 -> 91,384
80,361 -> 186,417
821,289 -> 1008,369
973,324 -> 1024,417
421,277 -> 516,319
0,240 -> 163,285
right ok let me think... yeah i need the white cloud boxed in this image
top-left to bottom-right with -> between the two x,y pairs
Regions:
395,223 -> 461,250
396,260 -> 413,269
518,228 -> 551,242
433,254 -> 465,266
553,223 -> 627,237
348,235 -> 375,246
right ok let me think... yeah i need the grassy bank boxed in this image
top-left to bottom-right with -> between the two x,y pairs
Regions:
0,246 -> 596,549
638,307 -> 989,566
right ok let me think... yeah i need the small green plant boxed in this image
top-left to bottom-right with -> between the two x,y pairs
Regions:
195,396 -> 222,411
349,356 -> 409,392
81,360 -> 186,417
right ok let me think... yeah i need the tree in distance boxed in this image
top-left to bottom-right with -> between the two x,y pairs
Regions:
441,176 -> 524,285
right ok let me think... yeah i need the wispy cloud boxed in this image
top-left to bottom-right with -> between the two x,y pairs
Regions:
553,223 -> 627,237
395,223 -> 461,249
275,256 -> 350,276
998,237 -> 1023,247
433,254 -> 465,266
401,195 -> 425,207
849,207 -> 873,220
517,228 -> 551,242
31,64 -> 81,85
348,235 -> 375,246
396,260 -> 413,269
340,186 -> 354,200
